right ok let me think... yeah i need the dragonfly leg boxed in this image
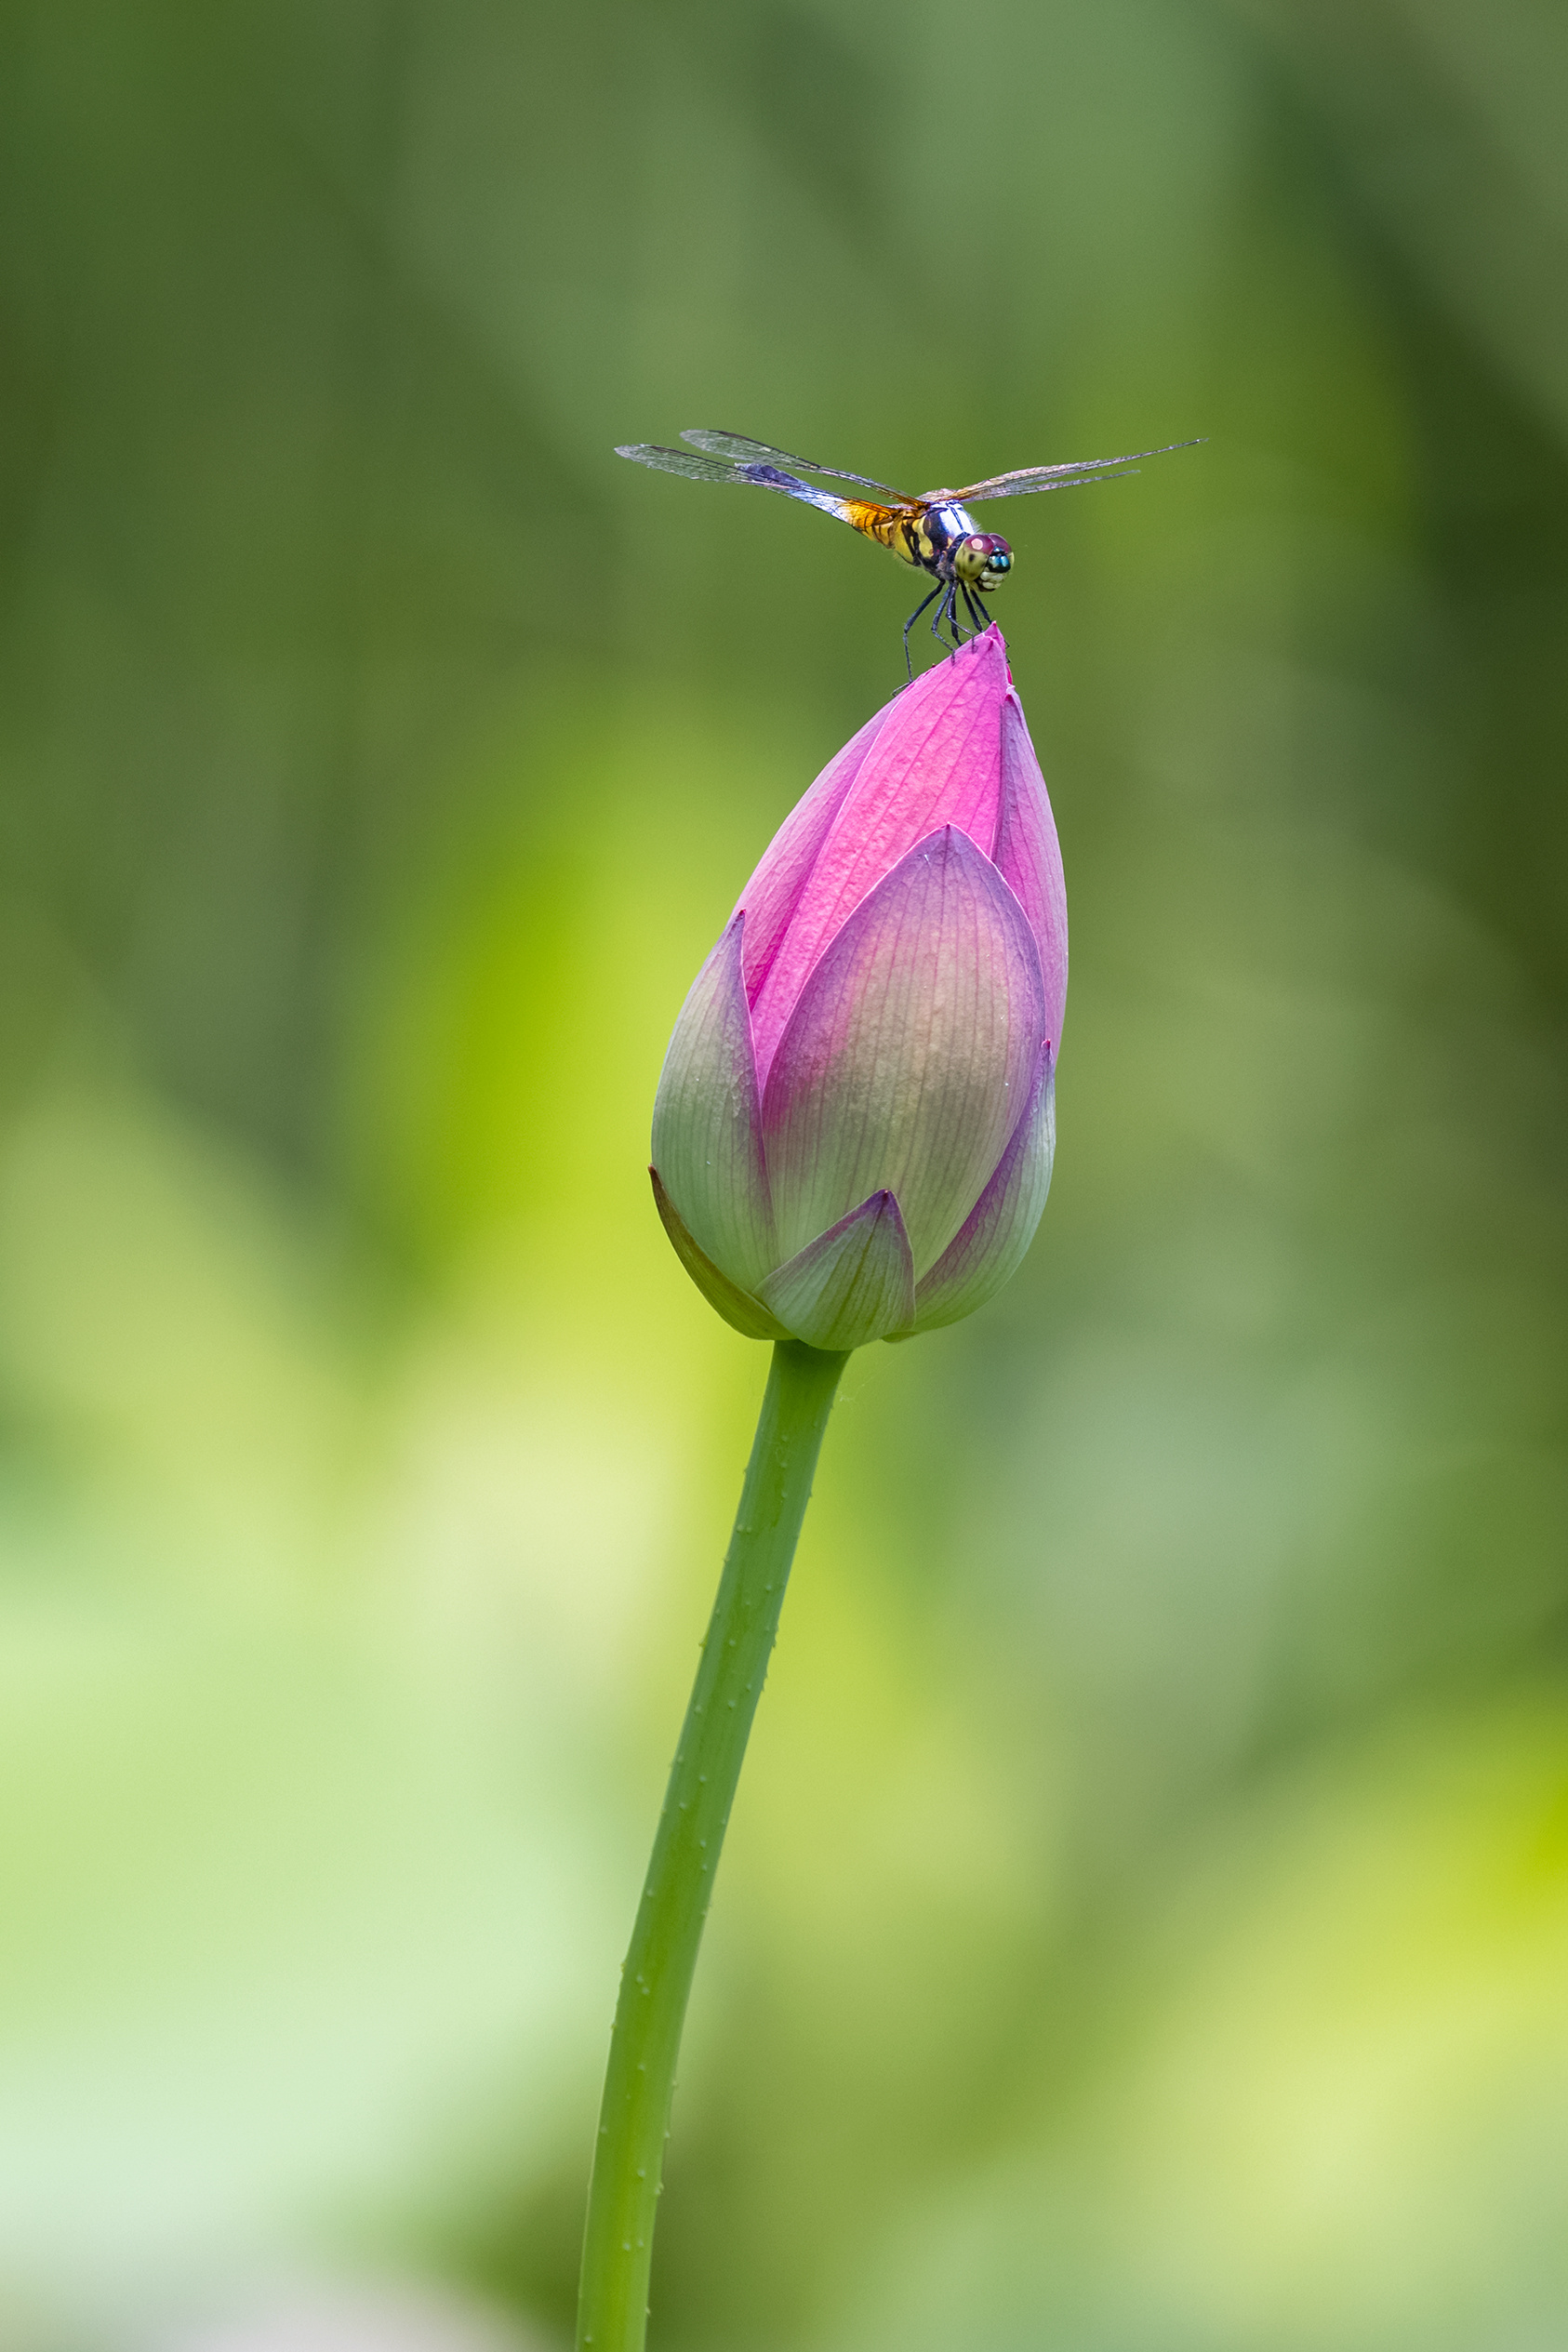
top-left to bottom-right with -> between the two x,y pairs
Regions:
902,582 -> 942,676
932,580 -> 961,652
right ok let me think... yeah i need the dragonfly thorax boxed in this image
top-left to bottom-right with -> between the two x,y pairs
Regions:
909,500 -> 976,571
928,499 -> 977,542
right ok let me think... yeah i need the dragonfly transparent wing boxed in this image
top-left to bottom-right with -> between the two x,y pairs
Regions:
679,429 -> 914,500
926,437 -> 1203,505
616,443 -> 861,521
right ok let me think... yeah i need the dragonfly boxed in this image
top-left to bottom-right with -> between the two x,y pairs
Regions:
616,427 -> 1199,670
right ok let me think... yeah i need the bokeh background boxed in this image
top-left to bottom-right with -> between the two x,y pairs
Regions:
2,2 -> 1566,2347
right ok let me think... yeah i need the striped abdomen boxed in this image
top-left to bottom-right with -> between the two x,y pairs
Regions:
844,501 -> 930,571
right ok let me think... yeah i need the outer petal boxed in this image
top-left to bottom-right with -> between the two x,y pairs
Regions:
761,825 -> 1045,1280
903,1046 -> 1056,1336
757,1189 -> 915,1350
649,1171 -> 791,1341
732,705 -> 892,1008
991,692 -> 1068,1048
750,629 -> 1011,1091
650,912 -> 775,1291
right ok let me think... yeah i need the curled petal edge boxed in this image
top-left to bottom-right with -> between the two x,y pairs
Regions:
650,911 -> 775,1293
757,1189 -> 916,1351
991,694 -> 1068,1050
650,1168 -> 791,1342
897,1045 -> 1056,1339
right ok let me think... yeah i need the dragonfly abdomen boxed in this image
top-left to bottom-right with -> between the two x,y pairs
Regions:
840,501 -> 914,565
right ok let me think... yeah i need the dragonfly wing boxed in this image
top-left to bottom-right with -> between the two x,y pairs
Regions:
925,437 -> 1203,504
617,444 -> 856,521
937,464 -> 1143,504
681,428 -> 914,500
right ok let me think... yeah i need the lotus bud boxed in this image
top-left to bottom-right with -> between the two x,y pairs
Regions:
651,628 -> 1066,1350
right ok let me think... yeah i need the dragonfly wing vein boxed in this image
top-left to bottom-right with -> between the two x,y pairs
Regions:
947,467 -> 1142,505
617,445 -> 854,520
931,438 -> 1203,504
681,428 -> 911,500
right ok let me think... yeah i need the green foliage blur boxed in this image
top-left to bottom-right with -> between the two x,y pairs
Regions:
1,2 -> 1566,2347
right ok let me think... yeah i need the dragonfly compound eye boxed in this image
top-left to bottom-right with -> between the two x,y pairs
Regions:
956,533 -> 1003,584
973,539 -> 1013,590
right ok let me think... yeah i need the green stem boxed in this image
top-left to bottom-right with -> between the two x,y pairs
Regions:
576,1338 -> 849,2352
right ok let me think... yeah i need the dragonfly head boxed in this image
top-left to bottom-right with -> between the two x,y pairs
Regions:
956,533 -> 1013,591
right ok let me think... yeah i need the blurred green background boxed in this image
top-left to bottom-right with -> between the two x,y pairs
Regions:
2,2 -> 1566,2347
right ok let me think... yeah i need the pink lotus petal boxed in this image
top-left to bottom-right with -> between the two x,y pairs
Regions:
761,824 -> 1045,1280
991,692 -> 1068,1047
749,629 -> 1012,1092
649,1170 -> 791,1342
757,1189 -> 915,1350
906,1045 -> 1056,1335
650,912 -> 775,1292
733,704 -> 893,1007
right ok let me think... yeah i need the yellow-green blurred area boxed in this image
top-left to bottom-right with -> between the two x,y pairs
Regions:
1,1 -> 1566,2346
